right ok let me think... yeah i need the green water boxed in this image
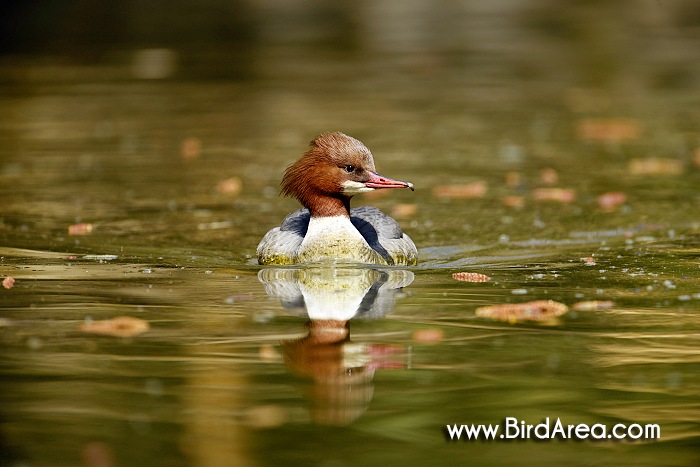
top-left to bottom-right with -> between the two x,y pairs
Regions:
2,8 -> 700,466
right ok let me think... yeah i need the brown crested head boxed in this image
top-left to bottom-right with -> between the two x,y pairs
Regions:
280,132 -> 413,217
281,132 -> 376,214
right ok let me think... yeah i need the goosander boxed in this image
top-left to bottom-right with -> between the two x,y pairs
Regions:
257,132 -> 417,265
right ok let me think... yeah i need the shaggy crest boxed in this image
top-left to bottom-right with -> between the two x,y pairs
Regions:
281,132 -> 375,215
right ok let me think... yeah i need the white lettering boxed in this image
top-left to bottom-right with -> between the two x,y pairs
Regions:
628,424 -> 643,440
482,423 -> 499,440
646,424 -> 660,439
575,424 -> 589,439
504,417 -> 519,439
524,422 -> 533,438
445,419 -> 660,441
612,423 -> 626,439
551,417 -> 565,438
446,424 -> 462,440
462,424 -> 482,440
534,418 -> 550,439
590,423 -> 606,440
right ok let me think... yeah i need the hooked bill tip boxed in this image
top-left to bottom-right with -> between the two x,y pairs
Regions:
407,182 -> 414,191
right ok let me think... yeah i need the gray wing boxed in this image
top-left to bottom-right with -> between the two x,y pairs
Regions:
256,209 -> 310,264
350,206 -> 416,265
280,208 -> 310,236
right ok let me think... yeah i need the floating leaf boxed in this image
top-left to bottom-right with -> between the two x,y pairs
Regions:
597,192 -> 627,211
475,300 -> 568,323
629,158 -> 684,175
573,300 -> 615,311
532,188 -> 576,203
216,176 -> 243,195
452,272 -> 491,282
68,223 -> 93,236
433,181 -> 487,199
576,118 -> 641,143
79,316 -> 149,337
412,328 -> 444,344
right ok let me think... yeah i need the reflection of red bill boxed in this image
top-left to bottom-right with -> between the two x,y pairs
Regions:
366,344 -> 407,370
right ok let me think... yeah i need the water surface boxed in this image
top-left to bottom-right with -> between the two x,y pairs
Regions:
2,16 -> 700,467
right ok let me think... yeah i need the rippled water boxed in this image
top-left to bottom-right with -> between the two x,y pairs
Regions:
2,18 -> 700,466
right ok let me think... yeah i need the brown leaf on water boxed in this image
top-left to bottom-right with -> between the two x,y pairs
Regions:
433,181 -> 487,199
573,300 -> 615,311
452,272 -> 491,282
576,118 -> 641,143
532,188 -> 576,203
79,316 -> 149,338
628,158 -> 684,176
597,191 -> 627,211
412,328 -> 444,344
68,223 -> 93,236
502,195 -> 525,208
180,136 -> 202,160
540,168 -> 559,185
475,300 -> 568,324
216,176 -> 242,195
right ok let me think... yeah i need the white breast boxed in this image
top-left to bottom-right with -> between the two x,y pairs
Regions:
297,216 -> 385,264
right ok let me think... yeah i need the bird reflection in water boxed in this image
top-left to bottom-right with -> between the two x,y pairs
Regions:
258,267 -> 413,425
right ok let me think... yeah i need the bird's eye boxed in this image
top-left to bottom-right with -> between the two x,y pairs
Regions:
343,165 -> 356,173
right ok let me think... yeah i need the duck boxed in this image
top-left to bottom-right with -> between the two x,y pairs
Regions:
257,132 -> 417,266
